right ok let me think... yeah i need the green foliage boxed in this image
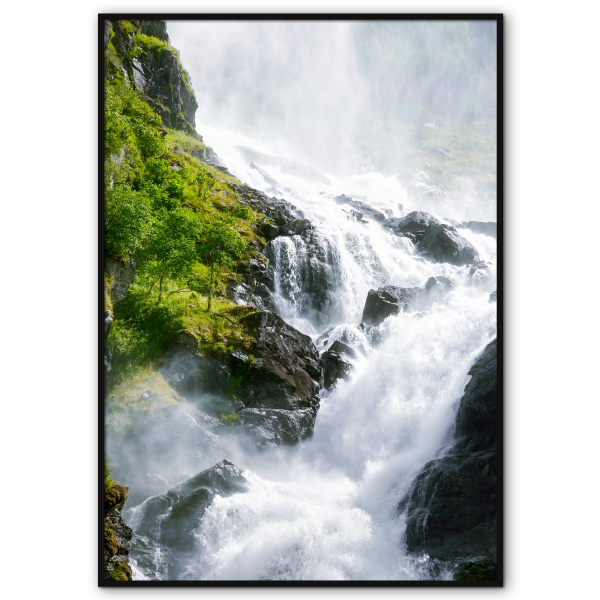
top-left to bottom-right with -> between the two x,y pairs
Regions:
105,187 -> 154,258
105,523 -> 114,536
104,29 -> 262,391
104,459 -> 114,490
221,411 -> 241,424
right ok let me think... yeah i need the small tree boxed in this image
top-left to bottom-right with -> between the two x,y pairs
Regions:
195,170 -> 216,203
142,208 -> 203,304
197,217 -> 246,312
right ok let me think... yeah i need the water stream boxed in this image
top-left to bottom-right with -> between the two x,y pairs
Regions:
124,126 -> 497,581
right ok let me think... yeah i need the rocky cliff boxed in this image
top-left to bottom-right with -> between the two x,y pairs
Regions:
399,338 -> 498,580
104,482 -> 132,581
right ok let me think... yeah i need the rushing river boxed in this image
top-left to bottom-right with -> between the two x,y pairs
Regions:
122,126 -> 497,581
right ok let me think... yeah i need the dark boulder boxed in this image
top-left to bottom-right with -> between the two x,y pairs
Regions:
134,461 -> 247,555
225,311 -> 323,411
256,221 -> 279,240
489,289 -> 497,303
401,339 -> 497,560
383,211 -> 441,236
321,340 -> 358,390
279,218 -> 313,237
334,194 -> 386,223
227,281 -> 276,312
240,407 -> 318,446
383,211 -> 480,266
417,224 -> 480,266
452,556 -> 497,581
361,286 -> 420,326
232,183 -> 296,226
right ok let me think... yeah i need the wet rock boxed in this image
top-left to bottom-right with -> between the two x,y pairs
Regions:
265,229 -> 341,326
104,483 -> 133,580
401,339 -> 497,560
322,340 -> 357,390
249,161 -> 278,187
455,339 -> 498,452
227,254 -> 276,311
417,224 -> 480,266
361,286 -> 420,326
232,183 -> 296,226
225,310 -> 323,411
227,281 -> 276,312
489,289 -> 497,303
240,407 -> 318,446
334,194 -> 386,222
383,211 -> 441,236
279,218 -> 313,237
460,221 -> 497,239
134,461 -> 247,555
105,257 -> 136,302
452,556 -> 497,581
383,211 -> 480,266
256,221 -> 279,240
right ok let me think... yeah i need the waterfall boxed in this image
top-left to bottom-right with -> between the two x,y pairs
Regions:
124,126 -> 497,581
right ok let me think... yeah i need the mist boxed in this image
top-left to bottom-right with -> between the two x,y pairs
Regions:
168,19 -> 497,213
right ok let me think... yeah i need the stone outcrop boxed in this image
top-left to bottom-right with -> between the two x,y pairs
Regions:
108,20 -> 198,134
383,211 -> 480,266
227,254 -> 277,312
321,340 -> 358,390
105,257 -> 136,303
104,483 -> 133,581
132,461 -> 246,579
361,286 -> 420,326
225,310 -> 323,412
334,194 -> 386,223
400,339 -> 498,574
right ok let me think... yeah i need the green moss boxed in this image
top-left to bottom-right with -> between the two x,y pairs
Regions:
106,562 -> 132,581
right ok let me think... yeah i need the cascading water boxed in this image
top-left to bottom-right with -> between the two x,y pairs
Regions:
124,125 -> 497,581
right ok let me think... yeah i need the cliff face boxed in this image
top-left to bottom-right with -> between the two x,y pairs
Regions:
104,483 -> 133,581
105,19 -> 198,134
399,339 -> 498,579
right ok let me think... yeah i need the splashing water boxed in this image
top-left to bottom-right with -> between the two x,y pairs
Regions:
125,125 -> 497,581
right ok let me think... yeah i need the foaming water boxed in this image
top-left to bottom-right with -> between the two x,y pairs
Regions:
126,125 -> 497,581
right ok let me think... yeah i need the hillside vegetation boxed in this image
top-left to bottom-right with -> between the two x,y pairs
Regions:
104,21 -> 265,405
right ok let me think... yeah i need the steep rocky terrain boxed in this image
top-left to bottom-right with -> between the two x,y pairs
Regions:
399,339 -> 498,579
